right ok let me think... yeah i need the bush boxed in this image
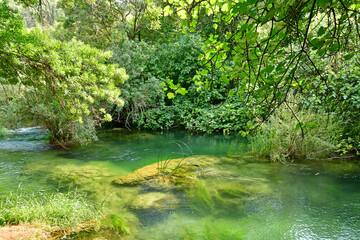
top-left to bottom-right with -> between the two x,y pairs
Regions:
109,34 -> 204,128
179,98 -> 250,133
0,126 -> 7,137
0,85 -> 33,130
249,99 -> 340,162
304,54 -> 360,154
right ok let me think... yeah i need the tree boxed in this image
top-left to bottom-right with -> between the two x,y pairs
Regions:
0,0 -> 128,146
56,0 -> 164,48
167,0 -> 359,129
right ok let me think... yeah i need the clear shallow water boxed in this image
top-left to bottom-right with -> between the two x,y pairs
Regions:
0,127 -> 359,239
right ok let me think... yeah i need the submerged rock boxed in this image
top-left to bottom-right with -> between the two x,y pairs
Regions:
112,155 -> 221,187
130,192 -> 179,212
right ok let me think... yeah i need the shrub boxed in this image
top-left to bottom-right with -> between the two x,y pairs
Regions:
249,99 -> 340,162
0,126 -> 7,137
109,34 -> 204,128
304,54 -> 360,154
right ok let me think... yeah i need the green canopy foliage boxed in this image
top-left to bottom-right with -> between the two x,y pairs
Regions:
162,0 -> 360,151
169,0 -> 359,111
0,0 -> 128,145
54,0 -> 164,48
1,0 -> 359,153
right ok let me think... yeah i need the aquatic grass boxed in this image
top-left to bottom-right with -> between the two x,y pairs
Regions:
0,191 -> 103,229
185,180 -> 220,215
157,140 -> 194,176
101,214 -> 131,235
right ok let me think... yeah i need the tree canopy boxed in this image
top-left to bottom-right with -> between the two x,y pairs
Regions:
1,0 -> 359,152
0,0 -> 128,145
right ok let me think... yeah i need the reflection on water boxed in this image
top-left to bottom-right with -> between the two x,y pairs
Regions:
0,127 -> 359,239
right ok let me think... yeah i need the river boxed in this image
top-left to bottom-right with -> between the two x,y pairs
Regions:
0,127 -> 359,239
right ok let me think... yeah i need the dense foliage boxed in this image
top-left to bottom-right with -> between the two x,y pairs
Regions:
250,97 -> 340,161
166,0 -> 360,153
0,0 -> 128,145
0,0 -> 359,155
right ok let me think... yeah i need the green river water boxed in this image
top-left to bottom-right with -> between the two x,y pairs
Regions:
0,127 -> 359,239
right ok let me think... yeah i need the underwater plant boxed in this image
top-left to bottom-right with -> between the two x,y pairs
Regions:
102,214 -> 131,235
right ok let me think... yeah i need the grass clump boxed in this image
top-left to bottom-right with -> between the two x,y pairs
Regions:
249,100 -> 340,162
0,191 -> 103,234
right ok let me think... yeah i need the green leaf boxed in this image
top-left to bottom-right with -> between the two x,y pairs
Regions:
233,3 -> 247,14
221,3 -> 229,12
229,89 -> 236,96
200,69 -> 208,76
263,65 -> 275,73
276,61 -> 286,71
261,8 -> 276,25
164,6 -> 173,16
317,48 -> 326,57
344,53 -> 355,60
329,43 -> 339,52
310,38 -> 324,49
220,75 -> 229,84
177,9 -> 187,20
177,88 -> 188,95
167,79 -> 173,85
239,130 -> 249,137
167,92 -> 175,99
317,0 -> 329,6
247,0 -> 257,4
238,24 -> 248,33
317,26 -> 326,36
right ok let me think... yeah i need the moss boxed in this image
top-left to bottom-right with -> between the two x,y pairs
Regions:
112,155 -> 221,188
217,185 -> 251,198
130,192 -> 179,212
25,156 -> 143,236
101,214 -> 131,235
185,176 -> 273,217
133,214 -> 247,240
185,180 -> 218,215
